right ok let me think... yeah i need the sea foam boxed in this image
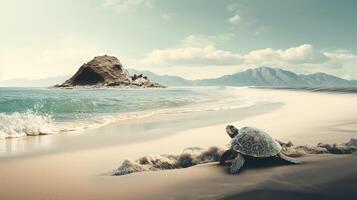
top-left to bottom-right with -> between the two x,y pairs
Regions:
0,110 -> 57,139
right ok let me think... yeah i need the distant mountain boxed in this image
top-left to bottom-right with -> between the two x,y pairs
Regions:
194,67 -> 357,87
0,75 -> 70,87
2,67 -> 356,87
128,69 -> 192,86
127,67 -> 357,87
299,72 -> 353,86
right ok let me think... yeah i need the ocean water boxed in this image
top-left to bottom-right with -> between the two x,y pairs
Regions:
0,87 -> 261,139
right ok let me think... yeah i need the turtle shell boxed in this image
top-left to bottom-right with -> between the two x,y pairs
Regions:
231,127 -> 281,157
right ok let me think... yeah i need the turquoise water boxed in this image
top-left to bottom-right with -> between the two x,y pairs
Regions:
0,87 -> 253,138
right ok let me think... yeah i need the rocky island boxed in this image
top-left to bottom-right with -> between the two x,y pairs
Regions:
56,55 -> 165,88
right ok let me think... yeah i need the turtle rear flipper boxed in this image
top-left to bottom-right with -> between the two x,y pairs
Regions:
278,152 -> 304,164
230,153 -> 245,174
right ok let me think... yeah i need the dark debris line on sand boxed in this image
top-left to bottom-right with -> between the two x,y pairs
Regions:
112,138 -> 357,176
112,147 -> 225,176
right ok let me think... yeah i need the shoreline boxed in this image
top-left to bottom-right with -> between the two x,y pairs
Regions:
0,86 -> 259,140
0,100 -> 282,158
0,88 -> 357,199
254,86 -> 357,94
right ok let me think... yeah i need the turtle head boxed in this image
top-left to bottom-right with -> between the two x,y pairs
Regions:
226,125 -> 239,138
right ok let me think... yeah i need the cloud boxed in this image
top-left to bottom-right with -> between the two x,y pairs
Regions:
3,34 -> 356,81
227,3 -> 241,25
242,44 -> 328,65
136,35 -> 328,69
240,48 -> 357,79
129,34 -> 357,79
103,0 -> 153,13
139,46 -> 242,67
228,14 -> 241,25
132,34 -> 240,68
323,51 -> 357,66
317,51 -> 357,79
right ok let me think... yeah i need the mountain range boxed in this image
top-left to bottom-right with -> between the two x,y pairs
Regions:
1,67 -> 357,87
129,67 -> 357,87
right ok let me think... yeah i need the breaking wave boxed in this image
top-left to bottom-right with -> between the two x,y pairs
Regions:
112,138 -> 357,176
0,110 -> 57,139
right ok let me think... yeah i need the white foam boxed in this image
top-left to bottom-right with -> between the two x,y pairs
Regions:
0,110 -> 57,139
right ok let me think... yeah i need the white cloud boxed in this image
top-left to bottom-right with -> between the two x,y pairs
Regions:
135,37 -> 328,69
227,3 -> 242,26
138,46 -> 242,67
130,35 -> 357,79
242,48 -> 357,80
317,51 -> 357,79
3,34 -> 357,81
242,44 -> 328,65
132,34 -> 241,67
103,0 -> 153,13
324,51 -> 356,64
228,14 -> 241,25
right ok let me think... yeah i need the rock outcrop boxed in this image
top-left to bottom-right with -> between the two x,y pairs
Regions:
56,55 -> 164,88
130,74 -> 163,87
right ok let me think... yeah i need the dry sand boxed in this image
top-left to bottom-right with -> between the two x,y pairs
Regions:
0,88 -> 357,200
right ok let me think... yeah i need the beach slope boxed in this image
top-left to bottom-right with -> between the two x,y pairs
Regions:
0,88 -> 357,199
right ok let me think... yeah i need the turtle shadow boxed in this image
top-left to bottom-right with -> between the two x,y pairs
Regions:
221,156 -> 295,174
244,156 -> 291,169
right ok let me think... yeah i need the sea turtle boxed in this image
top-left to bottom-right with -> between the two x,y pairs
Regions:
220,125 -> 303,174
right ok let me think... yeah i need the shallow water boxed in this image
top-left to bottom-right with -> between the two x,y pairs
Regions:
0,87 -> 267,139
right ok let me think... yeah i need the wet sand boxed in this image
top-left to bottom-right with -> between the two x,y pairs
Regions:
0,88 -> 357,199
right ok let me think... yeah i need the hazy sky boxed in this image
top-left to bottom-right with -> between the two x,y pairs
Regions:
1,0 -> 357,80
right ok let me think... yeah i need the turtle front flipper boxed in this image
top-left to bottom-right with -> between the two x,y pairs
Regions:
230,153 -> 245,174
278,152 -> 304,164
220,149 -> 235,165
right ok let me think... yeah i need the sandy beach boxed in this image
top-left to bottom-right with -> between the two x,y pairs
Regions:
1,88 -> 357,200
